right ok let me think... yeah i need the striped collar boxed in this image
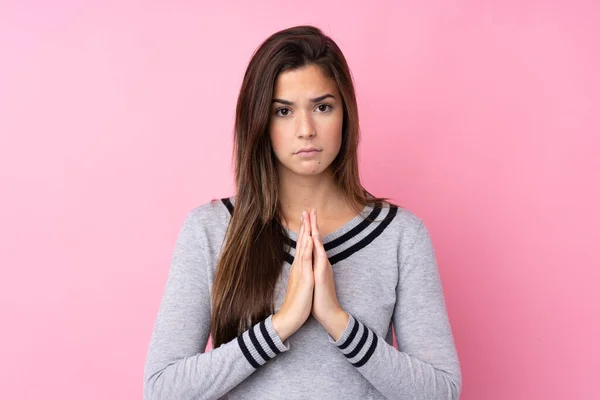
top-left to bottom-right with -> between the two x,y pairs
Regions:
221,196 -> 397,266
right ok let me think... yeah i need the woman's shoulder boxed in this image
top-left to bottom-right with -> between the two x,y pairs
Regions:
374,198 -> 423,228
184,195 -> 235,233
374,199 -> 428,245
367,200 -> 439,269
364,191 -> 422,228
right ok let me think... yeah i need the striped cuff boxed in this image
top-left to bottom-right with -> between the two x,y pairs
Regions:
328,313 -> 378,368
237,314 -> 290,369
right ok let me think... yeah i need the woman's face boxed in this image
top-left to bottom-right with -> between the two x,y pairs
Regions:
269,64 -> 343,176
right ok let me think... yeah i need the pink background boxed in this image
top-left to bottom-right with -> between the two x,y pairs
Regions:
1,1 -> 598,399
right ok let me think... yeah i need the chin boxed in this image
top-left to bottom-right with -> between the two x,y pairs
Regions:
278,158 -> 332,176
295,165 -> 329,176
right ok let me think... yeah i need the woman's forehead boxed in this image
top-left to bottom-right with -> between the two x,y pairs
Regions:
273,66 -> 338,99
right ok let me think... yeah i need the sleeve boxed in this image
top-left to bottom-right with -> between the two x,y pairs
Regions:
327,221 -> 462,399
143,210 -> 291,400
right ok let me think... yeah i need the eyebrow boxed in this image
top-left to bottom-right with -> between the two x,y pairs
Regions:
272,94 -> 336,106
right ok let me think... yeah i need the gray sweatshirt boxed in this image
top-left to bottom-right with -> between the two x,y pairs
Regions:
143,196 -> 462,399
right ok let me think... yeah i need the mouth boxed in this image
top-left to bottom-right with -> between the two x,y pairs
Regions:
295,149 -> 321,158
295,148 -> 321,154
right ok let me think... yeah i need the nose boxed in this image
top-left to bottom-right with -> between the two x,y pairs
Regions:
296,112 -> 316,139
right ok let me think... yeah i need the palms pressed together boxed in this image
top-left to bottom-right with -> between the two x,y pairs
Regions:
305,208 -> 350,340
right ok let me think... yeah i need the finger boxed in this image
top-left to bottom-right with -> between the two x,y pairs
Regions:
303,235 -> 313,266
310,208 -> 321,245
296,211 -> 306,259
306,213 -> 313,251
310,209 -> 327,258
304,207 -> 311,237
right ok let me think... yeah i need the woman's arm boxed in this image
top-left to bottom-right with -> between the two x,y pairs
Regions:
328,221 -> 462,399
143,209 -> 290,400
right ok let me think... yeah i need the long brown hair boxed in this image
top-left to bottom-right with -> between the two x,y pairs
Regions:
210,25 -> 394,347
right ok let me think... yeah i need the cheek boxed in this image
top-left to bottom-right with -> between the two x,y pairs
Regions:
268,124 -> 284,152
319,118 -> 343,148
269,125 -> 292,163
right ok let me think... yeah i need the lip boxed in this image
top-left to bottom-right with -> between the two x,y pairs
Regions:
296,149 -> 321,158
296,147 -> 321,154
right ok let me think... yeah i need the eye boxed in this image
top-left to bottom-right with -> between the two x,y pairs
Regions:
316,104 -> 333,113
275,108 -> 291,117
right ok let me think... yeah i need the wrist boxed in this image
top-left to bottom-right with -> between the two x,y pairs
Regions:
322,309 -> 349,341
272,311 -> 294,342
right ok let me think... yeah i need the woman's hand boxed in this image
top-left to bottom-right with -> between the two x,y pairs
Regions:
272,210 -> 315,342
308,208 -> 350,341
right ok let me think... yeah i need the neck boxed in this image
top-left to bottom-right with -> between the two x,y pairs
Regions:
277,166 -> 348,227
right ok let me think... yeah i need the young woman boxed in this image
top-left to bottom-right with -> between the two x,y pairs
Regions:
143,25 -> 461,400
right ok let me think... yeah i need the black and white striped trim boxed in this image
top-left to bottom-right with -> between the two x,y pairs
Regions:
221,197 -> 399,266
329,314 -> 378,368
237,314 -> 290,369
